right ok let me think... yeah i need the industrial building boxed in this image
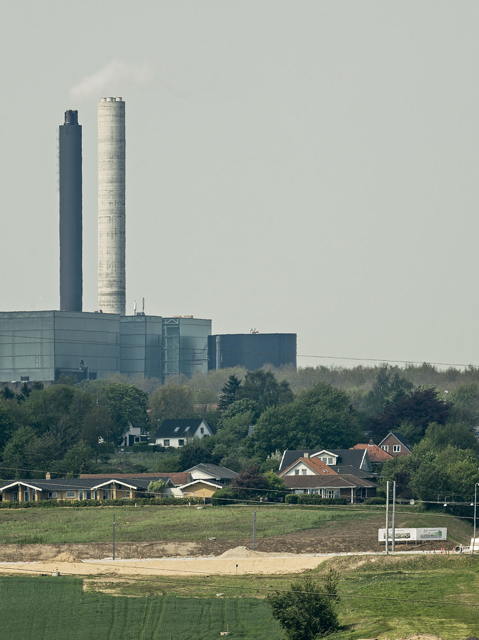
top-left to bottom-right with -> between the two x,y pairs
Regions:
208,333 -> 297,370
0,311 -> 210,383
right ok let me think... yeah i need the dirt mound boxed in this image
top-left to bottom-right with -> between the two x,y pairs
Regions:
44,552 -> 82,564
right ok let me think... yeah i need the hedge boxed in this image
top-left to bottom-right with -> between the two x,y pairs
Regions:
285,495 -> 347,505
0,496 -> 204,509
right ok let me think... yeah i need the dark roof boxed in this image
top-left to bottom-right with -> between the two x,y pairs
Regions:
279,449 -> 369,473
282,475 -> 377,489
0,476 -> 174,492
186,464 -> 238,480
391,432 -> 413,451
154,419 -> 215,439
331,465 -> 377,479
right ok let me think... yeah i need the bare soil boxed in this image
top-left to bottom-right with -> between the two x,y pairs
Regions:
0,517 -> 456,562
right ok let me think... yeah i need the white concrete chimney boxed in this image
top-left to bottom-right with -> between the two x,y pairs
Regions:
98,97 -> 126,315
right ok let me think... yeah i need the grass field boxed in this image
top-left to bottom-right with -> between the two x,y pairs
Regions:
0,576 -> 282,639
3,554 -> 479,639
0,505 -> 473,545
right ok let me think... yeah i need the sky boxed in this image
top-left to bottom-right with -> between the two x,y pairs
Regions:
1,1 -> 479,369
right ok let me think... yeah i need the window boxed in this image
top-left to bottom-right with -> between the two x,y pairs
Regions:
86,491 -> 91,500
200,427 -> 204,434
48,492 -> 57,499
381,445 -> 389,452
327,457 -> 333,465
185,426 -> 190,432
302,469 -> 307,475
393,445 -> 401,452
164,439 -> 170,446
325,490 -> 334,498
134,436 -> 140,443
178,439 -> 185,446
78,491 -> 84,500
103,489 -> 109,499
321,457 -> 327,463
174,427 -> 180,432
295,470 -> 299,475
24,491 -> 30,501
66,491 -> 76,499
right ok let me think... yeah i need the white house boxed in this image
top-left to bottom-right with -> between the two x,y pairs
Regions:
153,419 -> 214,448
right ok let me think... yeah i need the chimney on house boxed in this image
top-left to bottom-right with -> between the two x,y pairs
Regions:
368,439 -> 374,446
45,472 -> 51,479
304,452 -> 309,459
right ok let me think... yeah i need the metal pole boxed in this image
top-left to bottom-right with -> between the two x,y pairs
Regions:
474,484 -> 477,552
113,513 -> 116,560
252,510 -> 256,551
385,481 -> 389,555
392,481 -> 396,553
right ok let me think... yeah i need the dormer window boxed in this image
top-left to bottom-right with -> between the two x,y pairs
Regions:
174,427 -> 180,433
185,426 -> 190,432
295,470 -> 299,475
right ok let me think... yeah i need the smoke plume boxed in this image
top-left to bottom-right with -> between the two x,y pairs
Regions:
69,60 -> 154,100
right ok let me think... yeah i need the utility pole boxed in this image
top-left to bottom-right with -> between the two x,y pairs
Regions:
385,481 -> 390,555
252,510 -> 256,551
392,481 -> 396,553
474,483 -> 478,552
113,513 -> 116,560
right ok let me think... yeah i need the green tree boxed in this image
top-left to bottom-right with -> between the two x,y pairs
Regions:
147,479 -> 166,494
364,365 -> 413,416
178,440 -> 220,470
22,385 -> 77,434
264,469 -> 287,501
267,571 -> 340,640
59,441 -> 94,476
2,426 -> 36,477
0,402 -> 17,450
218,375 -> 242,411
81,405 -> 115,461
90,382 -> 149,442
368,387 -> 450,443
232,465 -> 267,500
449,383 -> 479,426
254,383 -> 364,457
149,384 -> 195,426
238,370 -> 293,412
157,456 -> 183,473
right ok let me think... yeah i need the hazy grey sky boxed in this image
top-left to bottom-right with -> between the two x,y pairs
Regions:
1,1 -> 478,368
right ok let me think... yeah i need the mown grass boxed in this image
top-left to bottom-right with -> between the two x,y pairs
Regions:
87,554 -> 479,640
0,504 -> 473,545
0,576 -> 282,639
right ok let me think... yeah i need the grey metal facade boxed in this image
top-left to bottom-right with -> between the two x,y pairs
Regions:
0,312 -> 211,383
208,333 -> 297,371
59,110 -> 82,312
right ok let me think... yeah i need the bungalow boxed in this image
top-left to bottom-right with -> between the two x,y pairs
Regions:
185,464 -> 238,486
154,419 -> 215,448
0,475 -> 177,503
121,424 -> 149,447
282,474 -> 377,503
180,479 -> 223,499
378,432 -> 413,457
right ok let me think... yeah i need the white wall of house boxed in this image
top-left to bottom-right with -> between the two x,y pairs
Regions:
283,462 -> 317,476
189,469 -> 218,481
155,420 -> 212,448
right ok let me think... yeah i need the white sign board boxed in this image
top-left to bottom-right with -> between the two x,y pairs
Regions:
378,528 -> 447,542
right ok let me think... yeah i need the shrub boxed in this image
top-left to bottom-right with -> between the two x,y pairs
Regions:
364,497 -> 386,505
285,494 -> 298,504
211,488 -> 239,506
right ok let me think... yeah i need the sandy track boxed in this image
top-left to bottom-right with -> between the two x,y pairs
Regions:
0,552 -> 329,577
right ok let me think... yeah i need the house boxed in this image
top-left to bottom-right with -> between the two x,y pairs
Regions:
185,464 -> 238,486
153,419 -> 215,448
281,474 -> 377,502
179,479 -> 223,499
278,456 -> 339,478
121,424 -> 149,447
378,432 -> 413,457
0,475 -> 177,503
278,448 -> 374,476
80,472 -> 191,488
350,440 -> 393,464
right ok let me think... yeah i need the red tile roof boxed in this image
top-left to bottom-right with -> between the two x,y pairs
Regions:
350,443 -> 393,463
279,457 -> 339,477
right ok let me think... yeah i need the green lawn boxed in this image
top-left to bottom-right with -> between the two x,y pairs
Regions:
0,576 -> 282,640
0,505 -> 369,544
0,505 -> 473,545
3,554 -> 479,639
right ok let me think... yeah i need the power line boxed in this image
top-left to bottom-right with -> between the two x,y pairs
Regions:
1,563 -> 478,608
1,329 -> 479,369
